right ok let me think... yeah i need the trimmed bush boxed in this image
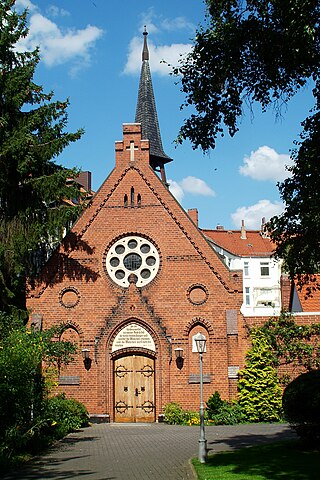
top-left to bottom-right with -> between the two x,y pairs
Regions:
282,370 -> 320,445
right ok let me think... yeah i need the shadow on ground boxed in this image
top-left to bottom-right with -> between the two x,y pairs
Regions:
206,426 -> 296,454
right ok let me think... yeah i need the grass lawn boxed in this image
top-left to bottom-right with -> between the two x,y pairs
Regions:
192,440 -> 320,480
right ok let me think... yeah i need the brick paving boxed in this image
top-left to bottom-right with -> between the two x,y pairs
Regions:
2,423 -> 296,480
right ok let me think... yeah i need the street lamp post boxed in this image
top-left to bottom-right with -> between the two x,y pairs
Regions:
194,332 -> 207,463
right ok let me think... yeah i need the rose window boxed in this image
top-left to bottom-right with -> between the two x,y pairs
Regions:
105,236 -> 160,287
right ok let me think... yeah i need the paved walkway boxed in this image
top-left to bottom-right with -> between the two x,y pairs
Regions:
2,423 -> 295,480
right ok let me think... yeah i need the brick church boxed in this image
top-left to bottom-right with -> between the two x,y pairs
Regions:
27,32 -> 297,422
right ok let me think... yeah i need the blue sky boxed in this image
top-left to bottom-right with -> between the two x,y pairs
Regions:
16,0 -> 314,230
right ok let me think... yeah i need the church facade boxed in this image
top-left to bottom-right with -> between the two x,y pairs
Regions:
27,32 -> 299,422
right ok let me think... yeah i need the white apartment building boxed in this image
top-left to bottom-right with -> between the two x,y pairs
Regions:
202,221 -> 282,317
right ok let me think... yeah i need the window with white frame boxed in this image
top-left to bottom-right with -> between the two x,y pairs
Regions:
260,261 -> 270,277
244,261 -> 249,277
245,287 -> 250,305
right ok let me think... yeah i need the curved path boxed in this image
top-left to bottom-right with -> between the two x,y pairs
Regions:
2,423 -> 295,480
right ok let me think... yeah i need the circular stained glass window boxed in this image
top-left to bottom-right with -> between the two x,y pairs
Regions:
115,270 -> 125,280
105,236 -> 160,287
110,257 -> 120,267
140,244 -> 150,254
115,245 -> 125,254
123,253 -> 142,271
128,239 -> 138,249
141,269 -> 151,279
146,256 -> 156,266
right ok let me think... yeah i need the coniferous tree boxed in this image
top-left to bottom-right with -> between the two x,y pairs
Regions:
0,0 -> 84,313
238,330 -> 283,422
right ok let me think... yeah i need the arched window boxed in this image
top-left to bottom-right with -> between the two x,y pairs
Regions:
58,327 -> 81,379
124,194 -> 128,207
137,193 -> 141,206
131,187 -> 135,206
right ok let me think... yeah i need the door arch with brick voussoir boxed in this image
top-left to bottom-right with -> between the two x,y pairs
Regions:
112,322 -> 157,422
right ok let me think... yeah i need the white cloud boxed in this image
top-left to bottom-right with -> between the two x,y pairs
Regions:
168,176 -> 215,203
168,179 -> 184,203
15,5 -> 103,74
15,0 -> 38,12
231,199 -> 284,229
138,9 -> 159,35
138,8 -> 195,35
180,176 -> 216,196
160,16 -> 195,32
46,5 -> 70,18
239,146 -> 293,182
124,36 -> 192,76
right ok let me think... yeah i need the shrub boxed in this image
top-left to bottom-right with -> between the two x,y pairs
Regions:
206,391 -> 224,419
210,401 -> 246,425
184,410 -> 200,426
207,392 -> 245,425
163,402 -> 186,425
282,370 -> 320,445
44,394 -> 89,438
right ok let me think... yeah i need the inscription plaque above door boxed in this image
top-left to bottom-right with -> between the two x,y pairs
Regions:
112,323 -> 156,352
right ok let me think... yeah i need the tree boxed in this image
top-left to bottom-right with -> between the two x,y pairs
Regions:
259,312 -> 320,378
238,329 -> 283,422
174,0 -> 320,283
0,0 -> 84,313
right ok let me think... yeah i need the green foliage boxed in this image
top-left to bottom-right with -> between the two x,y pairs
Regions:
174,0 -> 320,281
206,391 -> 224,418
175,0 -> 320,151
283,370 -> 320,445
164,396 -> 245,426
0,312 -> 78,460
44,394 -> 89,438
0,0 -> 84,312
163,402 -> 186,425
259,312 -> 320,377
206,391 -> 245,425
238,330 -> 283,422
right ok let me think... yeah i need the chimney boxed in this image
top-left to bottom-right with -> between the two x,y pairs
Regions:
240,220 -> 247,240
76,171 -> 92,192
188,208 -> 198,227
216,225 -> 224,230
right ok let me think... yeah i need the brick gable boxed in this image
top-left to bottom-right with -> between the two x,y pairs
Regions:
27,124 -> 246,419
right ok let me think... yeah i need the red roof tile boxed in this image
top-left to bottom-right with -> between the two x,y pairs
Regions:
201,229 -> 276,257
294,276 -> 320,312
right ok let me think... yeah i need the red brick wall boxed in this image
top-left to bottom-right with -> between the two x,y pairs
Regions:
27,124 -> 246,420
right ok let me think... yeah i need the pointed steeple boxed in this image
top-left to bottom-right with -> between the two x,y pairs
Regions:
135,28 -> 172,182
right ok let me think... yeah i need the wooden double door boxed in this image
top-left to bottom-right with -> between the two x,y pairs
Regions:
114,354 -> 155,422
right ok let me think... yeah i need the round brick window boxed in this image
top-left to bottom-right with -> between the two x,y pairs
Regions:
105,236 -> 160,287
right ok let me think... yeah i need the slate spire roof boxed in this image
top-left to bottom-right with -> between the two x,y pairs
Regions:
135,28 -> 172,173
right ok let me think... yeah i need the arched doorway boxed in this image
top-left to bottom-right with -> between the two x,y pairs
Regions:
111,322 -> 156,422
